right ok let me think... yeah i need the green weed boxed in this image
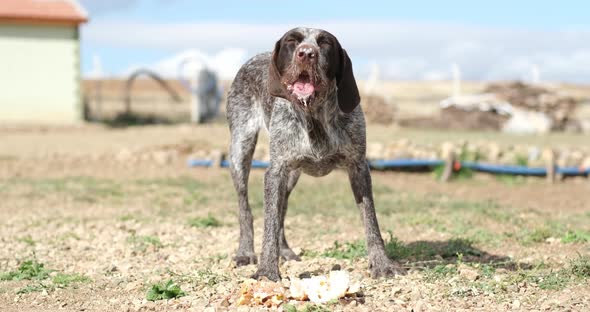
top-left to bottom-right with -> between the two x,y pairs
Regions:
52,273 -> 91,288
321,240 -> 366,260
0,260 -> 51,281
146,279 -> 186,301
127,235 -> 163,252
188,214 -> 221,228
561,230 -> 590,244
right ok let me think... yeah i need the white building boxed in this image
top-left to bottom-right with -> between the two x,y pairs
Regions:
0,0 -> 87,123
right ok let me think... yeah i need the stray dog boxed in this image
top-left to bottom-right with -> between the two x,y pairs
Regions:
226,27 -> 404,281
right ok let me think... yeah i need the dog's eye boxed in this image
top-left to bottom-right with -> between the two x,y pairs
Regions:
318,39 -> 332,46
286,38 -> 298,44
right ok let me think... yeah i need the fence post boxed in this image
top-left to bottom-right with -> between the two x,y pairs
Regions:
441,144 -> 456,182
210,149 -> 223,168
544,148 -> 556,184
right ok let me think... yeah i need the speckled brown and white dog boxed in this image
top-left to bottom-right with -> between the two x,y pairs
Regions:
226,27 -> 405,281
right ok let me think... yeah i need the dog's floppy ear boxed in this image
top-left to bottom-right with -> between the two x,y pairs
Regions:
336,47 -> 361,113
268,40 -> 289,99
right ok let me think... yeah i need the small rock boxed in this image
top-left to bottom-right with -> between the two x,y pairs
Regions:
410,288 -> 421,300
458,264 -> 480,281
105,264 -> 118,273
545,237 -> 559,244
512,299 -> 521,310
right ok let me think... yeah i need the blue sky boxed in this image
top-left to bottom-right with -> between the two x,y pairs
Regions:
80,0 -> 590,82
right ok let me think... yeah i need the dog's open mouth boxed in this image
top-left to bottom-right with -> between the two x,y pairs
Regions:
287,73 -> 316,108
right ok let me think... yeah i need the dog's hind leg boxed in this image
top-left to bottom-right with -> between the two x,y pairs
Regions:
279,169 -> 301,261
228,103 -> 261,266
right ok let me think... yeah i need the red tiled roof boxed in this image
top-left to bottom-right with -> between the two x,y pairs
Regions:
0,0 -> 88,25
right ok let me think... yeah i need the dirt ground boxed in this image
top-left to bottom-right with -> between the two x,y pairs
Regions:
0,123 -> 589,311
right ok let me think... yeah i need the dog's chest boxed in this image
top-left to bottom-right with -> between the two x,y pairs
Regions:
291,115 -> 350,166
267,101 -> 352,171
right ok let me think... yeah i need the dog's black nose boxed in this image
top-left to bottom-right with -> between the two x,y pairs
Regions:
296,44 -> 317,62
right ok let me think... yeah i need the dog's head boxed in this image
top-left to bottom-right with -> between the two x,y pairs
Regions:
268,27 -> 360,113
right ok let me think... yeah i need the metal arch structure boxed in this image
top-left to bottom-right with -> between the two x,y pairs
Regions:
123,68 -> 184,114
176,55 -> 223,123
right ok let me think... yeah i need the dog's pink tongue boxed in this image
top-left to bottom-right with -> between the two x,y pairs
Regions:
293,81 -> 315,97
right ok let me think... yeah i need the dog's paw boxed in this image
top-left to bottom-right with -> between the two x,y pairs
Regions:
369,257 -> 406,279
280,248 -> 301,262
234,253 -> 258,266
251,268 -> 281,282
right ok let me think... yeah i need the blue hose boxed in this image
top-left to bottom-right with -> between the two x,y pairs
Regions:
218,160 -> 270,168
369,159 -> 444,169
187,159 -> 215,167
187,158 -> 589,177
461,162 -> 547,176
556,166 -> 590,176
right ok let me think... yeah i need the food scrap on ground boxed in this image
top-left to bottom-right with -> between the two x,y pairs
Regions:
237,271 -> 362,307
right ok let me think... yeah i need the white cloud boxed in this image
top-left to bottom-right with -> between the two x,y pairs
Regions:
82,20 -> 590,83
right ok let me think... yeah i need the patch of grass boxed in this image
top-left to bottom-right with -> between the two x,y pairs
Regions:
532,271 -> 570,290
166,268 -> 229,287
288,178 -> 357,217
398,237 -> 481,260
1,260 -> 92,294
496,174 -> 527,186
515,154 -> 528,167
561,230 -> 590,243
518,227 -> 555,245
441,238 -> 481,258
119,214 -> 135,222
52,273 -> 91,288
320,236 -> 481,263
6,177 -> 123,203
136,177 -> 203,193
569,255 -> 590,279
18,235 -> 36,246
0,260 -> 51,281
384,234 -> 437,260
127,235 -> 163,252
321,240 -> 367,260
517,226 -> 589,245
193,269 -> 229,287
16,283 -> 48,294
71,177 -> 124,203
146,279 -> 186,301
300,249 -> 321,258
424,264 -> 458,281
188,214 -> 221,228
429,256 -> 590,296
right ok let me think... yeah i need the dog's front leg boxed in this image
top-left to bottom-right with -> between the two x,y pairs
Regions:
348,160 -> 406,278
252,164 -> 288,281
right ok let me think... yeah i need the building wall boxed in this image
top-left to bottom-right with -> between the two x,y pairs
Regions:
0,23 -> 81,123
